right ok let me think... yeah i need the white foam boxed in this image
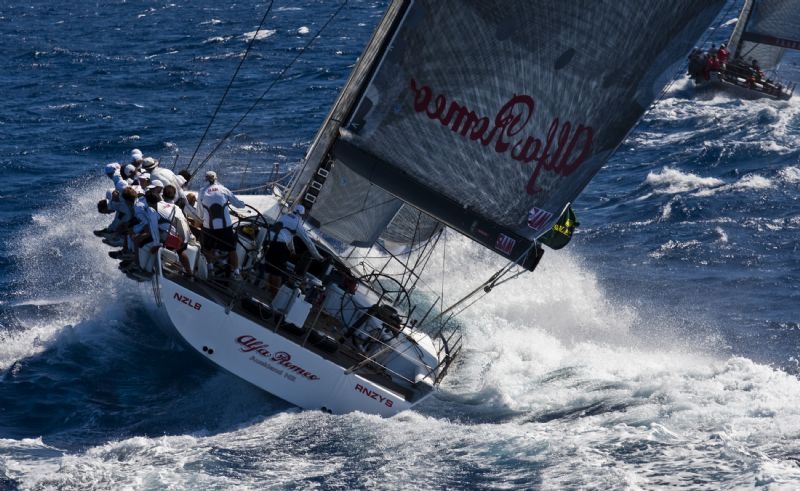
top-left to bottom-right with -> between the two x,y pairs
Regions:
3,228 -> 800,487
779,166 -> 800,183
715,226 -> 729,244
647,79 -> 800,156
0,180 -> 137,369
204,36 -> 232,44
241,29 -> 276,42
693,173 -> 774,197
645,168 -> 724,194
297,26 -> 310,35
649,239 -> 702,259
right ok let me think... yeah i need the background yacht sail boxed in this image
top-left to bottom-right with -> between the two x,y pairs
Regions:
729,0 -> 800,70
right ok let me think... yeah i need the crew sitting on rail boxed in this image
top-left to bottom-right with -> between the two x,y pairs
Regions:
706,54 -> 721,76
142,157 -> 185,206
262,204 -> 323,294
161,185 -> 195,279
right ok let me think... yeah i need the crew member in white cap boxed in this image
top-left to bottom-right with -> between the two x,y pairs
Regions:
95,163 -> 129,239
104,162 -> 126,192
147,179 -> 165,198
198,170 -> 247,279
129,149 -> 144,177
262,203 -> 321,293
273,204 -> 321,260
142,157 -> 185,204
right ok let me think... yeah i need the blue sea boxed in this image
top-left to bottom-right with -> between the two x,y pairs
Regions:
1,1 -> 799,489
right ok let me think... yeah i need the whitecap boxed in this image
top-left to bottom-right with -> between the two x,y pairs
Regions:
715,226 -> 728,244
47,103 -> 79,111
692,174 -> 773,197
645,168 -> 724,195
298,26 -> 310,35
779,166 -> 800,183
241,29 -> 276,42
204,36 -> 231,44
649,239 -> 702,259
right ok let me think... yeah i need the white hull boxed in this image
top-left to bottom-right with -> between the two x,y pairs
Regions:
117,194 -> 458,417
153,274 -> 428,416
160,277 -> 430,416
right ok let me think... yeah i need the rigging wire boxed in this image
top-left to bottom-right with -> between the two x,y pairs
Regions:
440,228 -> 446,309
186,1 -> 275,176
189,0 -> 349,181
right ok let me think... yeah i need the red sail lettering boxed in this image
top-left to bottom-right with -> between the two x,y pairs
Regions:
408,78 -> 594,195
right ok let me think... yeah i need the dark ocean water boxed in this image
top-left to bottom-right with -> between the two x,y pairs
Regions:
1,1 -> 799,489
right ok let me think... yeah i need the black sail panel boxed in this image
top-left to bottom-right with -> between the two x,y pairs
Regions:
332,0 -> 725,265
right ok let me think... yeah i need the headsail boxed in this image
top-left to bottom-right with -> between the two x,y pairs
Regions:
298,0 -> 725,268
729,0 -> 800,70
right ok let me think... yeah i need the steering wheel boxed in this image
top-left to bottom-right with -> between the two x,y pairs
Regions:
355,272 -> 412,322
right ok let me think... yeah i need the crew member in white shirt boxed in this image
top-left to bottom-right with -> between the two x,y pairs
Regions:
198,171 -> 246,279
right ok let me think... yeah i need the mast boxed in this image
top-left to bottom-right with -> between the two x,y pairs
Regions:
729,0 -> 756,60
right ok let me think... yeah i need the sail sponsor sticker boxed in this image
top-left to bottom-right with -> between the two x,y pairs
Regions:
494,233 -> 516,254
527,207 -> 553,231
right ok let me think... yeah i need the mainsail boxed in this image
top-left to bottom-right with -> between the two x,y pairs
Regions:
294,0 -> 725,268
729,0 -> 800,70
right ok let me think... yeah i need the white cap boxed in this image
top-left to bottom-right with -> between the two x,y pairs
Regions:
176,175 -> 187,187
124,163 -> 136,175
104,162 -> 120,175
142,157 -> 158,170
149,179 -> 164,189
205,170 -> 217,182
293,204 -> 305,215
138,172 -> 151,181
131,149 -> 143,160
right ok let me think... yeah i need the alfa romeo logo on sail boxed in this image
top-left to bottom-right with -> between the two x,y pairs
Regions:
408,78 -> 594,195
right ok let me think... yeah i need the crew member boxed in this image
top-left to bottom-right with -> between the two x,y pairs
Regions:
198,171 -> 247,279
717,43 -> 729,65
262,204 -> 322,294
142,157 -> 185,204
